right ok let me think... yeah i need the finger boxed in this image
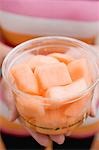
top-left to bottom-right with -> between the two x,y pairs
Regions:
27,128 -> 50,147
1,79 -> 19,120
90,84 -> 99,117
9,105 -> 19,121
50,134 -> 65,145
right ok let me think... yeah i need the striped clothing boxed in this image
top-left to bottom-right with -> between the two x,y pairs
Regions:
0,0 -> 99,46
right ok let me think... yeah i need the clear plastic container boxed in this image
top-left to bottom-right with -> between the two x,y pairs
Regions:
2,36 -> 99,135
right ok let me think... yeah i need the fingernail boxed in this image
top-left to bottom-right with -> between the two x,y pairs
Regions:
40,138 -> 50,147
91,105 -> 97,117
8,114 -> 14,121
57,136 -> 65,145
93,110 -> 96,117
8,110 -> 17,121
8,110 -> 12,121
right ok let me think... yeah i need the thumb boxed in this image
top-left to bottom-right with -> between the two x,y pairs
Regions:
89,84 -> 99,117
1,79 -> 19,121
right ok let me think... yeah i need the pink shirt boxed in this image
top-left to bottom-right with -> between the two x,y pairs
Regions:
0,0 -> 99,21
0,0 -> 99,44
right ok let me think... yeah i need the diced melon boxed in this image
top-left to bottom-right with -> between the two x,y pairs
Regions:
11,64 -> 39,94
49,53 -> 74,64
16,95 -> 45,118
64,93 -> 91,117
67,58 -> 91,85
35,108 -> 67,128
34,63 -> 72,90
26,55 -> 59,70
66,47 -> 82,59
45,78 -> 88,102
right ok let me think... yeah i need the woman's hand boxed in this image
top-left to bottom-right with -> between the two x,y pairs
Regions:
88,46 -> 99,117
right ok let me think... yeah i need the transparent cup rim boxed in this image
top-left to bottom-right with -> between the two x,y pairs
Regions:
2,36 -> 99,105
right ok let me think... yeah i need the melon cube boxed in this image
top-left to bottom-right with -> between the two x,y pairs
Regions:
11,64 -> 39,94
16,95 -> 45,117
45,78 -> 88,101
26,55 -> 59,70
34,63 -> 72,90
49,53 -> 74,64
67,58 -> 91,84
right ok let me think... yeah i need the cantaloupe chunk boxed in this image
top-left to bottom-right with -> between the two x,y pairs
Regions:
16,95 -> 45,118
26,55 -> 59,70
67,58 -> 91,85
11,64 -> 39,94
34,63 -> 72,90
49,53 -> 74,64
45,78 -> 88,102
64,93 -> 91,117
35,108 -> 67,128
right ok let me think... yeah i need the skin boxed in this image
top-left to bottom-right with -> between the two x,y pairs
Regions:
0,42 -> 99,147
0,42 -> 11,67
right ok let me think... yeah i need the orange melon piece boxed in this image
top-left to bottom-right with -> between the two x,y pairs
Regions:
16,95 -> 45,118
34,63 -> 72,90
67,58 -> 91,85
49,53 -> 74,64
45,78 -> 88,102
11,64 -> 39,94
64,93 -> 91,117
26,55 -> 59,70
35,108 -> 67,129
66,47 -> 82,59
